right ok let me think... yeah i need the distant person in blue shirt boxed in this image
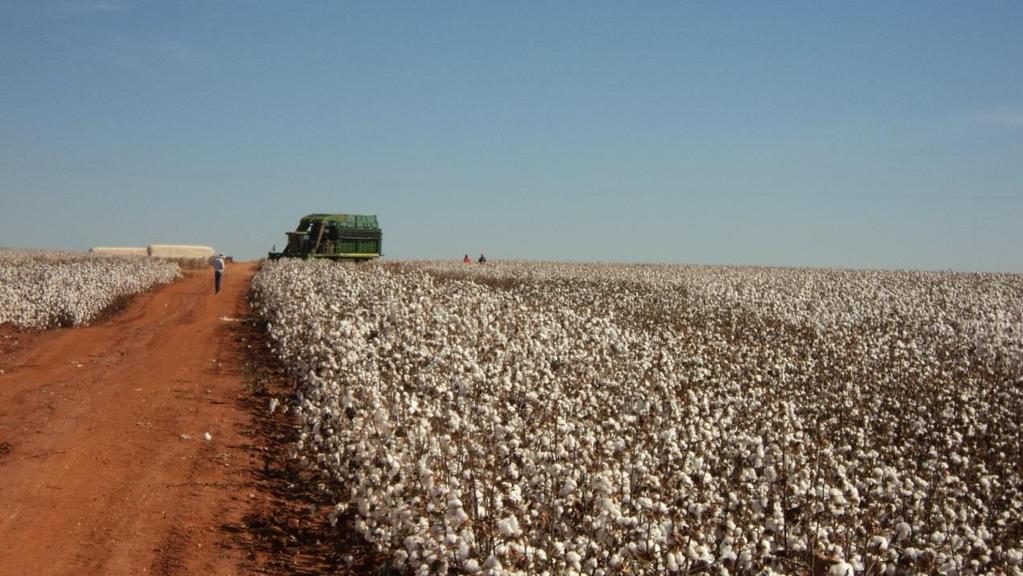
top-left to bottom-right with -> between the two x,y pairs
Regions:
212,254 -> 226,294
478,253 -> 487,264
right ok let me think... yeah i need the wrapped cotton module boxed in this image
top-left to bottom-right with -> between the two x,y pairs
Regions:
147,245 -> 215,259
89,247 -> 149,256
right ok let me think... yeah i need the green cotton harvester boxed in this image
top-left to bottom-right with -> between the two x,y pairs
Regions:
268,213 -> 382,261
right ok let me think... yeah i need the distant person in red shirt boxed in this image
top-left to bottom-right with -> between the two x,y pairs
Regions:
463,254 -> 470,264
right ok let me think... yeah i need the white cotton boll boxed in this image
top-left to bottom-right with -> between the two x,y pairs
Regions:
828,487 -> 847,504
648,525 -> 665,544
445,500 -> 469,527
830,561 -> 854,576
420,469 -> 434,491
696,544 -> 714,563
203,432 -> 213,442
497,515 -> 521,538
589,474 -> 609,493
393,549 -> 409,567
269,398 -> 280,414
665,551 -> 680,572
463,559 -> 481,573
737,550 -> 752,569
895,522 -> 912,541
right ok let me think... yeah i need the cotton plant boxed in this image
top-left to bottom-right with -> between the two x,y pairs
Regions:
253,259 -> 1023,575
0,249 -> 180,329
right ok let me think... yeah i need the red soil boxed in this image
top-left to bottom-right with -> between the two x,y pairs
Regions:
0,264 -> 373,576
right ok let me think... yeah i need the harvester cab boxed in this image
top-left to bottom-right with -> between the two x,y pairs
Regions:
268,213 -> 382,261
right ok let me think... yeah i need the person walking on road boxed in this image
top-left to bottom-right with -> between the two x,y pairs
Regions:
212,253 -> 226,294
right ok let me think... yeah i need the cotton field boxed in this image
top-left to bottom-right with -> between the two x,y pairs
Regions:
252,259 -> 1023,576
0,249 -> 180,329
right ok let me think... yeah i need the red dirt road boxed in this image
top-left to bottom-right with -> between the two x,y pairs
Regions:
0,263 -> 299,575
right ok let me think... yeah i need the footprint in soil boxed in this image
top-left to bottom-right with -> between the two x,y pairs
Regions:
0,441 -> 13,460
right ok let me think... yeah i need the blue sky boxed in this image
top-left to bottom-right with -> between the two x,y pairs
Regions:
1,1 -> 1021,271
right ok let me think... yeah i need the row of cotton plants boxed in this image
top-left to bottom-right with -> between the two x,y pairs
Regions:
423,261 -> 1023,372
0,248 -> 180,328
252,259 -> 1022,576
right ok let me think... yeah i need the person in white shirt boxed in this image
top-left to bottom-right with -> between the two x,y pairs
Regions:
212,254 -> 226,294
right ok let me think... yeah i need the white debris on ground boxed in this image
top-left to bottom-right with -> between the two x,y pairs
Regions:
253,259 -> 1023,576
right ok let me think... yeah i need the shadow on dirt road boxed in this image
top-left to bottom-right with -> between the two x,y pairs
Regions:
220,301 -> 389,575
